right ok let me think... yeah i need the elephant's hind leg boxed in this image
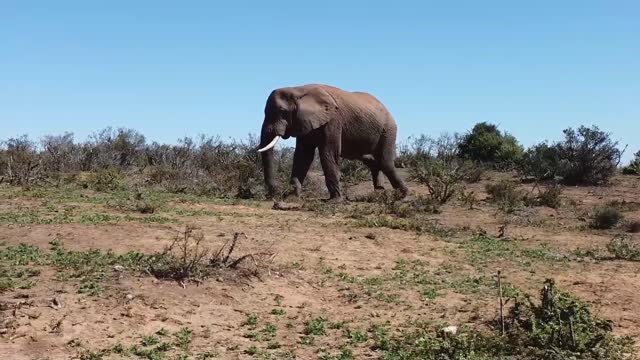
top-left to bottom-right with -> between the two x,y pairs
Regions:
360,155 -> 385,190
378,140 -> 410,197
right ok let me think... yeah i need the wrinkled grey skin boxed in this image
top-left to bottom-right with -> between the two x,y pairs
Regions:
259,84 -> 409,201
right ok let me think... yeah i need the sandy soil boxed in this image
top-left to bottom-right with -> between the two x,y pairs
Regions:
1,173 -> 639,359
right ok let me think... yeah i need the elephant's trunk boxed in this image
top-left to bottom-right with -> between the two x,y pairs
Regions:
259,131 -> 278,198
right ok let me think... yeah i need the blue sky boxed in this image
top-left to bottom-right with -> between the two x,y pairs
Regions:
1,1 -> 638,162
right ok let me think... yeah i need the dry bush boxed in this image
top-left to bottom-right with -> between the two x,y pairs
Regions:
626,220 -> 640,234
485,180 -> 525,213
0,135 -> 43,187
146,225 -> 211,281
85,127 -> 147,169
622,151 -> 640,175
40,132 -> 79,172
458,189 -> 478,209
340,159 -> 370,185
590,206 -> 624,230
397,133 -> 461,166
146,228 -> 275,283
108,190 -> 164,214
535,185 -> 563,209
409,160 -> 463,204
352,190 -> 440,218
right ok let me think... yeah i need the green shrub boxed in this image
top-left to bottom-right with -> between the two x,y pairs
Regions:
505,279 -> 635,359
520,126 -> 623,185
590,206 -> 624,230
519,142 -> 561,181
607,235 -> 640,261
88,168 -> 124,192
458,122 -> 524,169
377,279 -> 635,360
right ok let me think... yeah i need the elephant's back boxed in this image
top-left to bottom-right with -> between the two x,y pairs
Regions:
338,91 -> 397,158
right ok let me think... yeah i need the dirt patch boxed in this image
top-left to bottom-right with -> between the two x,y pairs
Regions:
1,174 -> 639,358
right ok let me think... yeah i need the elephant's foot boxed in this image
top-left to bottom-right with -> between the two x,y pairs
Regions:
280,187 -> 303,203
397,188 -> 414,202
326,195 -> 344,204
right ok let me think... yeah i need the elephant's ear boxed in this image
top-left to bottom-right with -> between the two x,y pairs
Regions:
295,88 -> 338,136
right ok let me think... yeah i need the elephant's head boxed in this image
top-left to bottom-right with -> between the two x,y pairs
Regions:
257,85 -> 338,197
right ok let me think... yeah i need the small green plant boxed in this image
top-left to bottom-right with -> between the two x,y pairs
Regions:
242,313 -> 259,329
142,335 -> 161,347
606,235 -> 640,261
422,286 -> 440,300
110,343 -> 128,355
590,206 -> 624,230
346,328 -> 369,344
263,322 -> 278,339
174,327 -> 193,351
319,348 -> 354,360
271,308 -> 286,316
78,280 -> 103,296
304,316 -> 328,336
0,243 -> 45,265
245,345 -> 258,355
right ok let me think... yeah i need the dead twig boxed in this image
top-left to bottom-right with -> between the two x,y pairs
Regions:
498,270 -> 505,336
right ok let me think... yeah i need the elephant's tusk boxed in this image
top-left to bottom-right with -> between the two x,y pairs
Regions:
257,136 -> 281,153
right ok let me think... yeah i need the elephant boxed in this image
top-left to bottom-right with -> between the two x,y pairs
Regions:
257,83 -> 409,202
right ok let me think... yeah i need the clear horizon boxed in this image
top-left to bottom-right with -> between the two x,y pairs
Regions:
2,1 -> 638,162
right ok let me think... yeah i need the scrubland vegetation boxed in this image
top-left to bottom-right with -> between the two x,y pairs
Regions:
1,122 -> 638,359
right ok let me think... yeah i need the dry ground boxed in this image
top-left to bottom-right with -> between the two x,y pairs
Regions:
1,171 -> 639,359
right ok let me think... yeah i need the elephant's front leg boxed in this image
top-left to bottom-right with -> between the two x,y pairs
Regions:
290,142 -> 316,197
319,144 -> 343,201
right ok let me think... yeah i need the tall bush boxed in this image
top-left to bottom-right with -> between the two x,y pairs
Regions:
0,135 -> 42,186
520,125 -> 623,185
457,122 -> 524,169
622,151 -> 640,175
